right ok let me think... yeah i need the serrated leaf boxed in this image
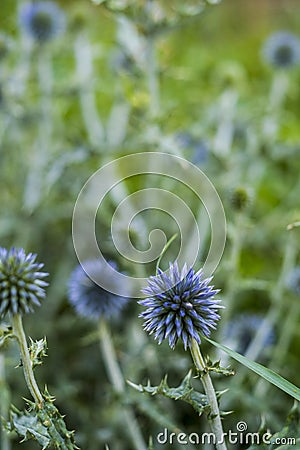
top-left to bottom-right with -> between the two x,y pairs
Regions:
29,337 -> 47,368
37,396 -> 79,449
8,394 -> 79,450
205,357 -> 235,376
205,338 -> 300,401
128,370 -> 208,415
9,406 -> 51,449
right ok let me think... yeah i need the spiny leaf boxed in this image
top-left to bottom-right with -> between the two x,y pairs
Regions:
7,394 -> 79,450
205,337 -> 300,401
128,370 -> 208,416
37,396 -> 79,449
8,405 -> 50,450
204,357 -> 235,377
29,337 -> 47,368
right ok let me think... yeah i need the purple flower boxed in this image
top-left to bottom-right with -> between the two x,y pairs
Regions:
0,247 -> 48,318
262,31 -> 300,69
139,262 -> 223,350
19,2 -> 66,43
68,259 -> 129,320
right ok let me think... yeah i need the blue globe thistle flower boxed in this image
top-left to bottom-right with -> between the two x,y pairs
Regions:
68,259 -> 129,320
0,247 -> 48,319
262,31 -> 300,69
286,266 -> 300,295
19,2 -> 66,43
139,263 -> 223,350
223,314 -> 275,356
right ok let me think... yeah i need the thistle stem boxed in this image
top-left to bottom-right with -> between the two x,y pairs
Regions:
11,314 -> 44,407
190,339 -> 227,450
98,319 -> 147,450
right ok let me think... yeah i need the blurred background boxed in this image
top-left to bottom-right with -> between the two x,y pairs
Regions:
0,0 -> 300,449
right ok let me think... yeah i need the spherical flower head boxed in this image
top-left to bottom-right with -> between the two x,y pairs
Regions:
68,259 -> 129,320
0,247 -> 48,319
262,31 -> 300,69
229,186 -> 251,212
223,314 -> 275,355
19,2 -> 66,43
286,266 -> 300,296
139,262 -> 223,350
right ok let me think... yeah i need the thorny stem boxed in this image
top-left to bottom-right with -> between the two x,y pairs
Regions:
11,314 -> 44,407
98,319 -> 147,450
190,339 -> 227,450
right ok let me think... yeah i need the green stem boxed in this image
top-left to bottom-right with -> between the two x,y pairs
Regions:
220,212 -> 243,326
98,320 -> 147,450
146,34 -> 159,117
74,33 -> 104,148
190,339 -> 227,450
262,71 -> 288,142
11,314 -> 44,407
145,1 -> 160,117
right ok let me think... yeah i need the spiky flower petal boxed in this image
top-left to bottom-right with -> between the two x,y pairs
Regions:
262,31 -> 300,69
139,262 -> 223,350
68,259 -> 129,320
19,2 -> 66,43
0,247 -> 48,319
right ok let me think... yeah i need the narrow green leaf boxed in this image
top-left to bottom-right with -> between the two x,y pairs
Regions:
155,233 -> 178,274
205,337 -> 300,401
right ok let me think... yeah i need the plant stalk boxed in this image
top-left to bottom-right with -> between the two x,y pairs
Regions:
98,319 -> 147,450
11,314 -> 44,407
190,339 -> 227,450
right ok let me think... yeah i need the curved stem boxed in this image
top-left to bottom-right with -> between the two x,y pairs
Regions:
190,339 -> 227,450
11,314 -> 44,407
98,319 -> 147,450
